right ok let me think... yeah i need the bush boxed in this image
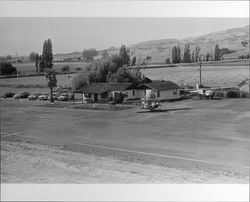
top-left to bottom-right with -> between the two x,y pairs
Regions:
3,92 -> 15,98
76,67 -> 82,71
226,90 -> 240,98
241,92 -> 250,98
0,62 -> 17,75
114,92 -> 125,104
214,91 -> 225,98
61,65 -> 70,72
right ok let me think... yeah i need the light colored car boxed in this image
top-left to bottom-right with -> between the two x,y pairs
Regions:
38,93 -> 49,100
57,93 -> 69,101
28,93 -> 41,100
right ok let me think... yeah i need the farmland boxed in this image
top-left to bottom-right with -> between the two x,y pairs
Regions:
11,61 -> 88,75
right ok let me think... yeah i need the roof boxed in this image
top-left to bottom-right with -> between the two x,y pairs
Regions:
138,81 -> 180,91
76,83 -> 133,94
238,79 -> 250,87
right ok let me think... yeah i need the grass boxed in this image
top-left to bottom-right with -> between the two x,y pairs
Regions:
12,61 -> 88,76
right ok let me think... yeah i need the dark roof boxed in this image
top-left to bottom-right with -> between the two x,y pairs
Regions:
238,79 -> 249,87
138,81 -> 180,91
76,83 -> 133,94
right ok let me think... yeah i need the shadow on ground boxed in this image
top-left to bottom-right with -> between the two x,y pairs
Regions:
136,107 -> 192,113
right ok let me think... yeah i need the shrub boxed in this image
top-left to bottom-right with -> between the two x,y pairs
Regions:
76,67 -> 82,71
0,62 -> 17,75
241,92 -> 250,98
226,90 -> 240,98
114,92 -> 125,104
61,65 -> 70,72
3,92 -> 15,98
214,91 -> 225,98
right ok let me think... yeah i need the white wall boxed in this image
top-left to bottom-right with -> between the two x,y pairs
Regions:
125,89 -> 145,99
141,89 -> 180,100
239,84 -> 249,93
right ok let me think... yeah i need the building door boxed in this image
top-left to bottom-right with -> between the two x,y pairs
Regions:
94,93 -> 98,102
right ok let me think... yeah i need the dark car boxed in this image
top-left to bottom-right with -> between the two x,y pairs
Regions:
14,92 -> 30,99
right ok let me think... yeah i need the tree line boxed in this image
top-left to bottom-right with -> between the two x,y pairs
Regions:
169,44 -> 236,64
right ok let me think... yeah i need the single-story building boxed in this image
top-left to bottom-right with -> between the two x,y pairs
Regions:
136,81 -> 180,100
75,83 -> 134,103
238,78 -> 249,93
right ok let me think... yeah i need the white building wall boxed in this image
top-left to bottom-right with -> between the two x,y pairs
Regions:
142,89 -> 180,100
239,84 -> 249,93
125,89 -> 145,99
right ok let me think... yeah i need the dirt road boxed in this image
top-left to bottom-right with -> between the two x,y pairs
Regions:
1,98 -> 249,183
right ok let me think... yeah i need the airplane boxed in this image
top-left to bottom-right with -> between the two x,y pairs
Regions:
141,99 -> 161,111
189,83 -> 214,99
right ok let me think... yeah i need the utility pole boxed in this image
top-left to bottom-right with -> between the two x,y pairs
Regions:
199,59 -> 202,87
15,52 -> 18,77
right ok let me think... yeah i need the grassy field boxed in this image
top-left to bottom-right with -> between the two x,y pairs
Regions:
12,61 -> 88,75
1,98 -> 249,183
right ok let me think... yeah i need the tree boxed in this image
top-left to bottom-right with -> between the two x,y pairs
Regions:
183,44 -> 191,63
0,62 -> 17,75
195,45 -> 200,62
119,45 -> 130,66
45,69 -> 57,103
29,51 -> 38,62
102,49 -> 109,59
82,49 -> 98,62
172,46 -> 181,64
40,39 -> 53,72
206,53 -> 210,61
35,54 -> 39,73
214,44 -> 221,61
131,56 -> 136,66
165,58 -> 170,64
6,55 -> 12,60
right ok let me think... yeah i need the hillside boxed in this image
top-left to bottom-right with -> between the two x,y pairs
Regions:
49,25 -> 249,64
106,25 -> 250,64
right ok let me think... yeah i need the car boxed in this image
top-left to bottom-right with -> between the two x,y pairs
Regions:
38,93 -> 49,100
14,92 -> 30,99
47,92 -> 60,101
57,93 -> 69,101
28,93 -> 41,100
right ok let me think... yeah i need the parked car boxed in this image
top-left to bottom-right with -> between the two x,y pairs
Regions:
47,92 -> 60,101
57,93 -> 69,101
28,93 -> 41,100
14,92 -> 30,99
38,93 -> 49,100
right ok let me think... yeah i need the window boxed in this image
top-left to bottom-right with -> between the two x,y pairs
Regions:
157,91 -> 160,97
173,89 -> 177,95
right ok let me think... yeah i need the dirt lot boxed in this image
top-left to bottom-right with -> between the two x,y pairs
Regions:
1,98 -> 249,183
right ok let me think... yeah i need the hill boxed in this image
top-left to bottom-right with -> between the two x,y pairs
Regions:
106,25 -> 250,64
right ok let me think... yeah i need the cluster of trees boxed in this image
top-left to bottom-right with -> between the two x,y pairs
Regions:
170,44 -> 236,64
0,62 -> 17,75
238,54 -> 250,59
72,45 -> 141,90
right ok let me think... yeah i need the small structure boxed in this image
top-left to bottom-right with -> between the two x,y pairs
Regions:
238,78 -> 250,93
137,81 -> 180,101
75,83 -> 134,103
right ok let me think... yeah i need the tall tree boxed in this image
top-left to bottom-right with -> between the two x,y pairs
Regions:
206,53 -> 210,61
40,39 -> 53,72
183,44 -> 191,63
195,45 -> 200,62
131,56 -> 136,66
35,53 -> 39,73
119,45 -> 130,66
45,69 -> 57,103
214,44 -> 221,61
172,46 -> 181,64
29,51 -> 38,62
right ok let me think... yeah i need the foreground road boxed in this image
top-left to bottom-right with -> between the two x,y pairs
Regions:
1,98 -> 250,182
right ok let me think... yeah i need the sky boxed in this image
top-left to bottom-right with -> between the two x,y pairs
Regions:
0,18 -> 249,56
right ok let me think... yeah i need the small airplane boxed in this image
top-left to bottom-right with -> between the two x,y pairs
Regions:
190,83 -> 214,99
141,99 -> 161,111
